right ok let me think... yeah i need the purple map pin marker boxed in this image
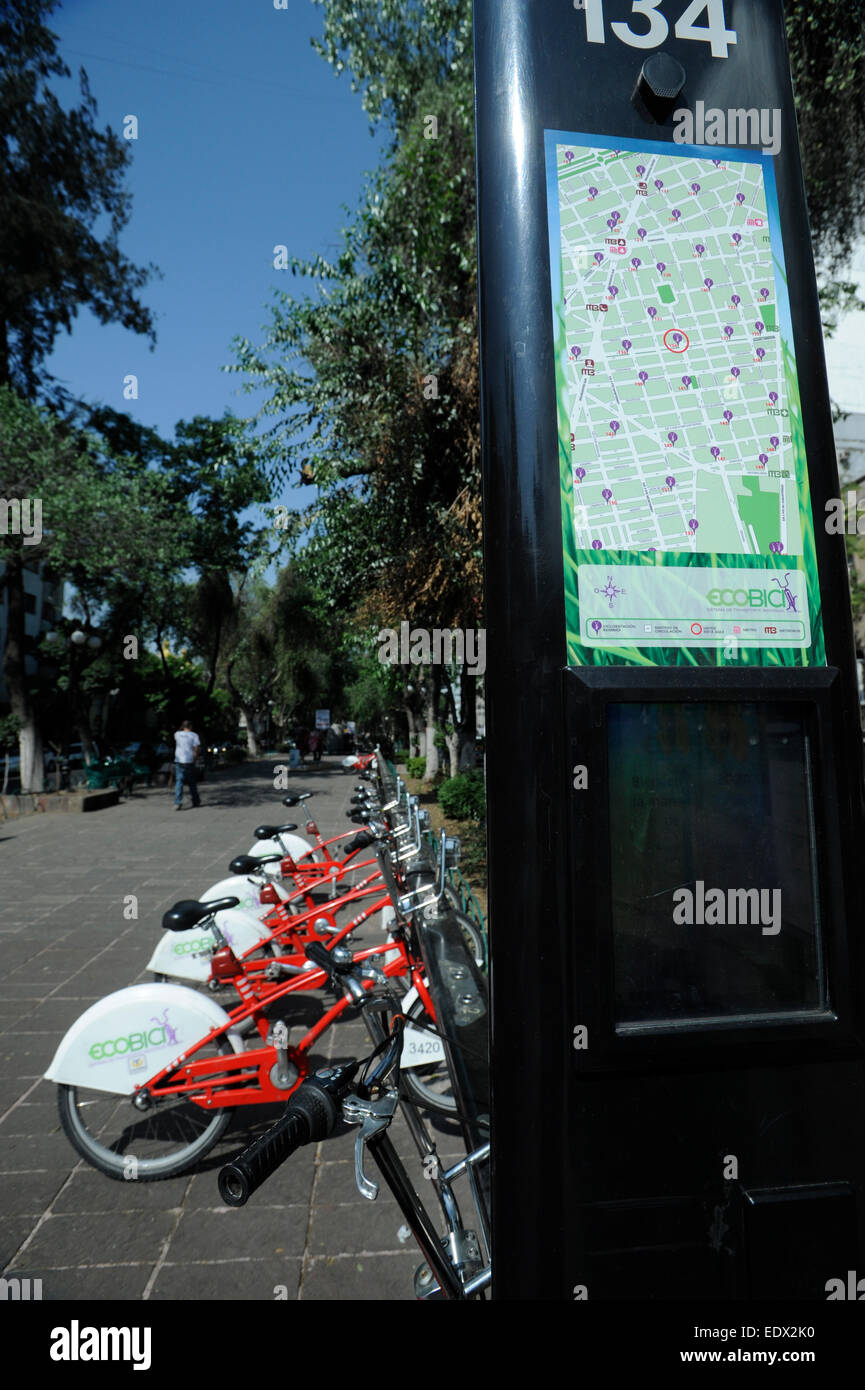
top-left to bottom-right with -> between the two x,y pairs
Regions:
769,391 -> 778,403
731,367 -> 741,378
575,467 -> 586,481
682,375 -> 692,387
570,345 -> 581,359
688,519 -> 699,532
769,541 -> 784,554
638,228 -> 647,240
723,410 -> 733,422
755,321 -> 764,333
589,186 -> 598,197
710,447 -> 721,459
607,218 -> 615,229
724,325 -> 733,338
673,333 -> 683,346
736,193 -> 745,205
565,150 -> 574,163
654,178 -> 664,190
637,164 -> 646,175
667,433 -> 677,444
712,159 -> 721,168
704,278 -> 714,289
691,182 -> 701,194
602,489 -> 612,501
631,257 -> 642,268
609,421 -> 620,434
666,474 -> 676,486
756,347 -> 766,360
591,539 -> 602,550
759,453 -> 768,465
594,252 -> 604,264
608,285 -> 619,298
760,288 -> 770,300
770,435 -> 779,448
591,620 -> 602,633
656,262 -> 666,273
672,209 -> 681,221
732,233 -> 742,245
695,244 -> 705,256
731,294 -> 741,306
647,306 -> 658,319
622,338 -> 632,351
639,371 -> 648,382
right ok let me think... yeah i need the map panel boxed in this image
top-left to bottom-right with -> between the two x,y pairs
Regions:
545,130 -> 824,668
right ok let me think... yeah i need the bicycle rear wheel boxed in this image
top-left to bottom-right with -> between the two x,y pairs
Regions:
57,1036 -> 239,1181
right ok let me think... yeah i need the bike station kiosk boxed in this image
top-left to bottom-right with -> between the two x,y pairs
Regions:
475,0 -> 865,1301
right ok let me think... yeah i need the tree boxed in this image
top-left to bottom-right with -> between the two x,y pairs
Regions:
786,0 -> 865,332
0,0 -> 158,398
0,386 -> 182,788
231,1 -> 478,777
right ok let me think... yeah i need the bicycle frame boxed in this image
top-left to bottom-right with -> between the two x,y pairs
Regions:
140,935 -> 437,1110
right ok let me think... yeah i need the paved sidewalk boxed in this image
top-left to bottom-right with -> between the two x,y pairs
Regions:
0,757 -> 462,1301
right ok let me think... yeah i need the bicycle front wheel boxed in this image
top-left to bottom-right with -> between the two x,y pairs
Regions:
57,1036 -> 238,1181
399,999 -> 458,1117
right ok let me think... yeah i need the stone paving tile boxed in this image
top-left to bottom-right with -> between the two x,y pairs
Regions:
0,758 -> 472,1303
150,1257 -> 302,1300
11,1209 -> 181,1269
300,1252 -> 419,1301
11,1265 -> 153,1300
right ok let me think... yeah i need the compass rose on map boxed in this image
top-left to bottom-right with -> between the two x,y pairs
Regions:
594,574 -> 627,611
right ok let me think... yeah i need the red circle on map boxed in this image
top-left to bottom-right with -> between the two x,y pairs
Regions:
664,329 -> 690,352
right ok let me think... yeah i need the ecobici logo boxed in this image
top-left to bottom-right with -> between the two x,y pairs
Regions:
88,1008 -> 180,1063
706,574 -> 800,614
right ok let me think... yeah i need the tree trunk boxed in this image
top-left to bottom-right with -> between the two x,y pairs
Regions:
422,666 -> 441,783
2,553 -> 44,792
242,708 -> 260,757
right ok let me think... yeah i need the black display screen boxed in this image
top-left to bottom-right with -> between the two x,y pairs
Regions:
607,703 -> 826,1032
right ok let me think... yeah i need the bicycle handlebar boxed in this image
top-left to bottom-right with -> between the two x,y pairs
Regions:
218,1061 -> 359,1207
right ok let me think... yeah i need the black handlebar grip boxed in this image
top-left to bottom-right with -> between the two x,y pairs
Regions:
218,1083 -> 337,1206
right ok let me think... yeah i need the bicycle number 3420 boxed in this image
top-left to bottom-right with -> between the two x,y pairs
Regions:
576,0 -> 737,60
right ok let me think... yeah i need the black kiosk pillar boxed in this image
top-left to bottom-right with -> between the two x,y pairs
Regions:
475,0 -> 865,1302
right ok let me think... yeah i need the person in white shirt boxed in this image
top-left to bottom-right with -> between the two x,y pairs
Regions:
173,720 -> 201,810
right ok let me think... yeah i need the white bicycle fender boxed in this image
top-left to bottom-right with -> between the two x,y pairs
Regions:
44,983 -> 242,1094
147,907 -> 273,982
247,834 -> 314,865
201,874 -> 266,915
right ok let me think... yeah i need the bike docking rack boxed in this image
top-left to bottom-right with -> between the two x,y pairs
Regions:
216,751 -> 492,1299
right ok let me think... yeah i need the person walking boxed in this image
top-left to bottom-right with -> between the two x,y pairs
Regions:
173,719 -> 201,810
309,729 -> 322,762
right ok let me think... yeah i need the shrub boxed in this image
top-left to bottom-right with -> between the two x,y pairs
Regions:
437,769 -> 486,821
405,755 -> 426,779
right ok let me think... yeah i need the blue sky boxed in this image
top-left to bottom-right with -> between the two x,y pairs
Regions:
45,0 -> 387,511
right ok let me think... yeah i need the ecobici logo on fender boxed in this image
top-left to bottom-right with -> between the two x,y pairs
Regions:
88,1009 -> 180,1063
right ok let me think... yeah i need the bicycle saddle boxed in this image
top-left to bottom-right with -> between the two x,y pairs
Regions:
229,854 -> 282,875
282,793 -> 313,806
253,823 -> 298,839
162,897 -> 239,931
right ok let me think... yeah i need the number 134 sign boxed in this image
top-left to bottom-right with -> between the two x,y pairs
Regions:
575,0 -> 738,60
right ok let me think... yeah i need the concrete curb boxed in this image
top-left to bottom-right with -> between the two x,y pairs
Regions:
0,787 -> 119,819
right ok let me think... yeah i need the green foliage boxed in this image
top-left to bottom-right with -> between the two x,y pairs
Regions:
405,755 -> 426,779
0,0 -> 158,398
437,768 -> 485,821
786,1 -> 865,328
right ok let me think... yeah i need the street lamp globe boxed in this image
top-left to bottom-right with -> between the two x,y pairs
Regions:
70,630 -> 87,646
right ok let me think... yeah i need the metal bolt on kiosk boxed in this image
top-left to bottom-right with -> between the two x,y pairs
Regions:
475,0 -> 865,1300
